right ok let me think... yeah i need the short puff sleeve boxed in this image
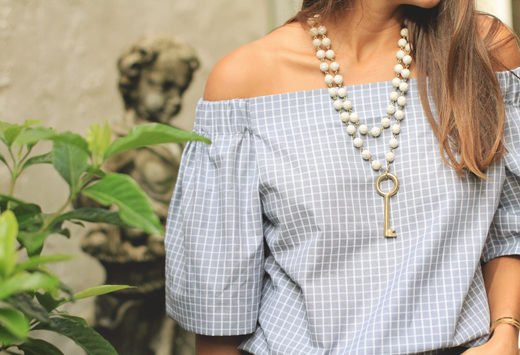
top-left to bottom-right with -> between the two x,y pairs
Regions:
481,68 -> 520,264
164,98 -> 265,335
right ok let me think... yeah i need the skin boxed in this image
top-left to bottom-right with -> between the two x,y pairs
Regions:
199,1 -> 520,354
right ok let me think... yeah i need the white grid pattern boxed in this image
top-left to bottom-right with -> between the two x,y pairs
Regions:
164,67 -> 520,355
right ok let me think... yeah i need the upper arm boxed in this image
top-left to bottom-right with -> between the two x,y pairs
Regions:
203,41 -> 273,101
477,13 -> 520,71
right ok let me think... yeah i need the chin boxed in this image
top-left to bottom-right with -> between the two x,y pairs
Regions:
405,0 -> 441,8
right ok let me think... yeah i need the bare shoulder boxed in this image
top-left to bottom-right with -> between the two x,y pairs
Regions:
202,21 -> 306,101
202,40 -> 269,101
476,12 -> 520,71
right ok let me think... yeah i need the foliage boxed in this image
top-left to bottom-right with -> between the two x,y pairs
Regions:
0,119 -> 210,354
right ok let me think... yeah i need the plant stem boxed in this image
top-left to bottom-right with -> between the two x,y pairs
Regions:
8,175 -> 16,196
41,194 -> 73,230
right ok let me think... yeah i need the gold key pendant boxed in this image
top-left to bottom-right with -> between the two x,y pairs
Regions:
375,171 -> 399,238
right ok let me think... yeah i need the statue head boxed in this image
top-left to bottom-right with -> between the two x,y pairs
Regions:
117,36 -> 200,124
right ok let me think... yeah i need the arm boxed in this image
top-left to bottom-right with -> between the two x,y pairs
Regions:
482,256 -> 520,347
195,334 -> 249,355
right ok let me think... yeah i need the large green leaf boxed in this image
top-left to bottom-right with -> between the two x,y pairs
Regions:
52,138 -> 89,193
0,120 -> 44,147
1,123 -> 23,147
35,292 -> 66,313
18,337 -> 64,355
11,202 -> 43,232
48,208 -> 125,229
0,306 -> 29,341
17,230 -> 50,256
6,293 -> 51,324
104,122 -> 211,159
13,127 -> 56,146
82,173 -> 163,235
74,285 -> 135,300
0,271 -> 60,300
50,132 -> 89,153
34,315 -> 118,355
0,210 -> 18,279
15,254 -> 74,273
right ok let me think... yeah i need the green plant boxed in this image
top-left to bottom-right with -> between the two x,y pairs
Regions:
0,119 -> 210,354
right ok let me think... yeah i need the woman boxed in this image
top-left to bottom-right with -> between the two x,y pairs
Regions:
164,0 -> 520,354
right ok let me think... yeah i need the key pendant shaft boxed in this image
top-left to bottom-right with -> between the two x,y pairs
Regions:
375,171 -> 399,238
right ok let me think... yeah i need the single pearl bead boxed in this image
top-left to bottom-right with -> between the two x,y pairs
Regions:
343,100 -> 353,110
401,69 -> 411,79
334,74 -> 343,85
316,50 -> 326,59
397,96 -> 407,106
389,137 -> 399,148
349,112 -> 359,123
318,25 -> 327,35
394,110 -> 404,120
359,124 -> 368,135
370,126 -> 382,137
361,149 -> 371,160
371,160 -> 382,171
326,49 -> 335,60
338,87 -> 347,98
400,28 -> 409,37
398,38 -> 408,48
405,43 -> 411,52
325,74 -> 334,85
390,91 -> 399,101
320,62 -> 329,72
399,82 -> 409,93
329,87 -> 338,98
381,117 -> 391,128
312,38 -> 322,48
307,17 -> 317,26
353,137 -> 364,148
387,105 -> 396,115
403,55 -> 413,65
340,111 -> 350,123
346,125 -> 357,135
396,50 -> 405,60
322,37 -> 331,48
333,99 -> 343,110
392,77 -> 401,88
309,27 -> 319,36
386,151 -> 395,162
330,62 -> 340,71
394,64 -> 404,74
391,124 -> 401,134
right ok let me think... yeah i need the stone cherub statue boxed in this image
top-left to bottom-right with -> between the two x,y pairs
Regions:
78,35 -> 200,355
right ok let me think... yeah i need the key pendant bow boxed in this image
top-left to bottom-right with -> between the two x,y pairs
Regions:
375,171 -> 399,238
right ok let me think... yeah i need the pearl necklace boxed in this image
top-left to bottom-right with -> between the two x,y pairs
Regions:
307,14 -> 412,238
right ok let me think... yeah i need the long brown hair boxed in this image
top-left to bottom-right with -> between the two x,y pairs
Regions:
283,0 -> 519,180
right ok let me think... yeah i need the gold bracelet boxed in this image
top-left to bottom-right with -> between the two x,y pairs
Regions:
489,316 -> 520,336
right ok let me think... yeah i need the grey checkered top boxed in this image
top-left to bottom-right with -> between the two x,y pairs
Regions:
164,67 -> 520,355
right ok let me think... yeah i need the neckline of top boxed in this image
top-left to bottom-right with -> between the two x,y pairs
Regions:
197,65 -> 520,105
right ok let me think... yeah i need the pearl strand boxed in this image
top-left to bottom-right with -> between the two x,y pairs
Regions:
307,14 -> 413,172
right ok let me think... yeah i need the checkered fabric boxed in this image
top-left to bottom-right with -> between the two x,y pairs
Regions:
164,67 -> 520,355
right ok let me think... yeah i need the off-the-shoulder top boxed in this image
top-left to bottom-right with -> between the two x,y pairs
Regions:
164,67 -> 520,355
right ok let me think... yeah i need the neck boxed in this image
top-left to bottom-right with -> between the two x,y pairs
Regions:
323,2 -> 405,63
